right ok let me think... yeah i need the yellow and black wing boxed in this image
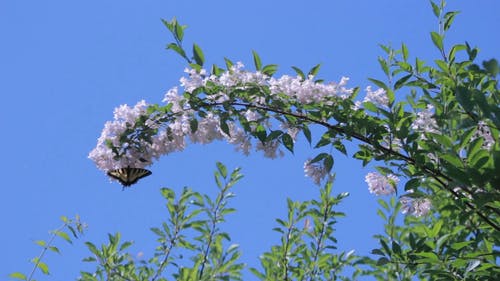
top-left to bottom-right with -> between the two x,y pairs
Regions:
107,167 -> 152,187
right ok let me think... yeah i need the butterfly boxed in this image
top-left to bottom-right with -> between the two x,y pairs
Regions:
107,167 -> 152,187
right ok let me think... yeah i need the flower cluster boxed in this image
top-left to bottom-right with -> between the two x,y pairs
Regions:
399,192 -> 431,217
411,104 -> 439,135
364,172 -> 399,196
353,85 -> 389,110
303,159 -> 329,185
88,100 -> 153,170
363,86 -> 389,107
89,63 -> 354,181
473,120 -> 495,149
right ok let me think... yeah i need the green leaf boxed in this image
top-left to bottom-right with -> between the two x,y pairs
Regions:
435,59 -> 448,72
371,248 -> 385,256
394,74 -> 412,90
150,227 -> 164,237
267,129 -> 283,141
415,252 -> 439,262
175,21 -> 185,41
314,131 -> 333,148
377,57 -> 389,76
166,43 -> 187,59
368,78 -> 388,91
430,1 -> 440,17
160,188 -> 175,200
35,240 -> 47,247
9,272 -> 27,280
189,118 -> 198,133
262,64 -> 278,76
392,240 -> 402,255
252,50 -> 262,71
324,154 -> 334,172
380,239 -> 391,255
404,178 -> 420,191
311,152 -> 328,163
254,124 -> 267,143
455,86 -> 474,112
161,18 -> 174,33
429,220 -> 443,238
401,43 -> 409,61
292,66 -> 305,80
444,11 -> 459,31
450,241 -> 473,250
308,64 -> 321,77
302,125 -> 312,144
119,241 -> 133,251
192,43 -> 205,66
224,57 -> 234,69
376,257 -> 389,266
48,246 -> 60,254
85,242 -> 100,257
430,32 -> 444,53
55,230 -> 71,244
37,261 -> 50,275
448,44 -> 466,62
281,133 -> 294,153
216,162 -> 228,178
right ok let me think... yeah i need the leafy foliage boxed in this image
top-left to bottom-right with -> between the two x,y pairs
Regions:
13,1 -> 500,280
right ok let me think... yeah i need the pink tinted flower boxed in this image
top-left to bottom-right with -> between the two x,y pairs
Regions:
411,104 -> 439,134
400,194 -> 431,217
363,86 -> 388,107
473,121 -> 495,149
365,172 -> 398,195
304,159 -> 328,185
180,68 -> 207,92
256,139 -> 284,159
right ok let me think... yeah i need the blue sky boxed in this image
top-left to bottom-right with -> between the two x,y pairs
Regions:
1,1 -> 499,280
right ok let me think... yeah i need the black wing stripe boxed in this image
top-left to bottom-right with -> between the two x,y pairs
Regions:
107,167 -> 152,187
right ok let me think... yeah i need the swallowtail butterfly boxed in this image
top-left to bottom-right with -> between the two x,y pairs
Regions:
107,167 -> 152,187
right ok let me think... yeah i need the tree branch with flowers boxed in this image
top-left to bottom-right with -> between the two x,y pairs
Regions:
84,1 -> 499,279
12,1 -> 499,280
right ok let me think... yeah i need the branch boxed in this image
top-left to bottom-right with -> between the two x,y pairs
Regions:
200,101 -> 500,232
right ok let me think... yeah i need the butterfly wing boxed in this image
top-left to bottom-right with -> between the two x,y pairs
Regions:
107,167 -> 152,187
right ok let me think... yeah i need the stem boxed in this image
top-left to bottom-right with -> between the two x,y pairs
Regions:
308,202 -> 329,280
27,223 -> 68,281
152,193 -> 191,281
152,226 -> 180,281
199,184 -> 230,279
282,223 -> 293,281
198,222 -> 215,279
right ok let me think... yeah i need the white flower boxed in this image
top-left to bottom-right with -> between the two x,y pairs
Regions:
380,125 -> 403,151
180,68 -> 207,92
256,139 -> 284,159
88,100 -> 152,171
304,158 -> 328,185
352,100 -> 363,111
363,86 -> 388,107
280,122 -> 300,141
190,113 -> 225,144
400,194 -> 431,217
411,104 -> 439,134
226,123 -> 252,155
244,110 -> 261,122
163,87 -> 187,113
365,172 -> 399,195
90,65 -> 356,175
269,74 -> 353,105
473,120 -> 495,149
